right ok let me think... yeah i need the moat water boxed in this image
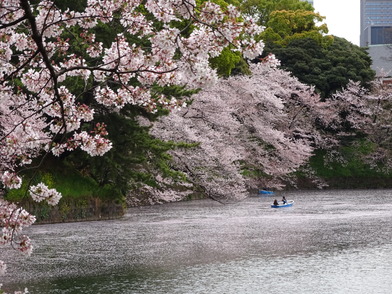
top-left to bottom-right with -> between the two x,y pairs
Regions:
2,189 -> 392,293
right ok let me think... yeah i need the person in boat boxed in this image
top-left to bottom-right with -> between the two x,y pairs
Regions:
282,196 -> 287,204
273,199 -> 279,206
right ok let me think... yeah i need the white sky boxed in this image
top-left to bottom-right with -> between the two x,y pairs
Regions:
313,0 -> 360,45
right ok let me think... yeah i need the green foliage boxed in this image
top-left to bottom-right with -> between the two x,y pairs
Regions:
261,9 -> 332,47
210,47 -> 249,76
265,37 -> 375,98
239,0 -> 314,26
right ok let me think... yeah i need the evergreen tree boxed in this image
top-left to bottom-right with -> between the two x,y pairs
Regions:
265,37 -> 375,98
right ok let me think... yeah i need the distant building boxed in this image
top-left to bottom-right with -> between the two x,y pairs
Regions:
360,0 -> 392,46
360,0 -> 392,76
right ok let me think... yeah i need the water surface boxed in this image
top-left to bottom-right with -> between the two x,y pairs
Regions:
2,189 -> 392,293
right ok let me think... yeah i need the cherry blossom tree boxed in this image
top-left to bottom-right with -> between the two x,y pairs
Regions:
0,0 -> 264,284
365,80 -> 392,172
324,79 -> 392,173
150,59 -> 328,201
303,78 -> 392,184
322,80 -> 373,133
149,64 -> 392,199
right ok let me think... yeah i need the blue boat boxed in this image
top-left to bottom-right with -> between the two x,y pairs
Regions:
271,200 -> 294,208
259,190 -> 274,195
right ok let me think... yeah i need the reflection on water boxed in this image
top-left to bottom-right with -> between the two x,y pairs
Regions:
2,189 -> 392,293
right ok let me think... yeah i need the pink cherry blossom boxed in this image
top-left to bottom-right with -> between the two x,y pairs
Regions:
29,183 -> 62,206
150,61 -> 322,201
0,0 -> 264,277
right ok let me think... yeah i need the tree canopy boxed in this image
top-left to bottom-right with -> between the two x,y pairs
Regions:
240,0 -> 314,26
265,37 -> 376,98
261,9 -> 332,47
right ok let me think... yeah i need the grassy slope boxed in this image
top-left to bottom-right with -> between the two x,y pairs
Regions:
5,157 -> 125,222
